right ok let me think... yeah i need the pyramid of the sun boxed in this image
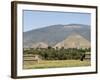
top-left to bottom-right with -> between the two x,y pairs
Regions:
54,33 -> 90,49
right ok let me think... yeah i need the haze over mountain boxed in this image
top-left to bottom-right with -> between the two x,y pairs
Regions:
23,24 -> 90,48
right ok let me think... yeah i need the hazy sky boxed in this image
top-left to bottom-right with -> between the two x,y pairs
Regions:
23,10 -> 91,32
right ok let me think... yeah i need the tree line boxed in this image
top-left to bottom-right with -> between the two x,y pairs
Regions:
24,46 -> 91,60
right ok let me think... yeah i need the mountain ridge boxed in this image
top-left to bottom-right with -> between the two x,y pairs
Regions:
23,24 -> 90,48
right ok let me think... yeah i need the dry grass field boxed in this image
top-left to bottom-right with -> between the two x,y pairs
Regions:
23,60 -> 91,69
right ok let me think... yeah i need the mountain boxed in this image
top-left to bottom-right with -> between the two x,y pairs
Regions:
23,24 -> 90,48
54,33 -> 90,49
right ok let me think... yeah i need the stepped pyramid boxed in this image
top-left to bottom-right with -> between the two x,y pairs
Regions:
54,33 -> 90,49
32,42 -> 48,48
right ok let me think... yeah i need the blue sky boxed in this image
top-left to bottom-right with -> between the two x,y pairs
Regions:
23,10 -> 91,32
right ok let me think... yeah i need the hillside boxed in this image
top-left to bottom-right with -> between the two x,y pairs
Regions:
23,24 -> 90,48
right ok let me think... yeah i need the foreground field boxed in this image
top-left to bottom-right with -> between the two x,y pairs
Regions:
23,60 -> 91,69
